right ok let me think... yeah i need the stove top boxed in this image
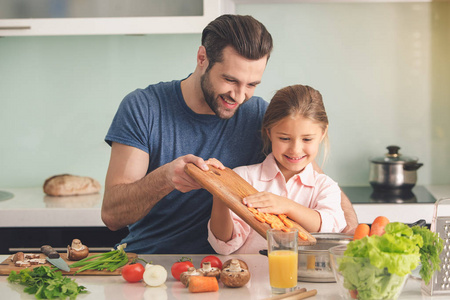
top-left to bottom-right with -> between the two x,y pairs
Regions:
341,186 -> 436,204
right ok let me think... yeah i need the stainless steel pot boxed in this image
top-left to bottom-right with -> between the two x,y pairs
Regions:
297,233 -> 353,282
369,145 -> 423,191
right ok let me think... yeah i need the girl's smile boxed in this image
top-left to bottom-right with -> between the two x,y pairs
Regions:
268,114 -> 326,181
284,154 -> 307,162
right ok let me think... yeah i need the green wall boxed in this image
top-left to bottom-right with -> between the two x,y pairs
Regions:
1,2 -> 449,188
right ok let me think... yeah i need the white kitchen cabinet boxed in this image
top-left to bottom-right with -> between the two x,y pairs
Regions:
0,0 -> 441,36
0,0 -> 235,36
235,0 -> 440,3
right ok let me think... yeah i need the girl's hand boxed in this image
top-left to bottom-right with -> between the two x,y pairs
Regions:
243,192 -> 293,215
205,158 -> 225,170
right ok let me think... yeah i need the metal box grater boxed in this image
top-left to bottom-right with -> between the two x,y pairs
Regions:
422,197 -> 450,295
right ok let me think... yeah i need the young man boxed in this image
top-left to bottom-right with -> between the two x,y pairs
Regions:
102,14 -> 357,254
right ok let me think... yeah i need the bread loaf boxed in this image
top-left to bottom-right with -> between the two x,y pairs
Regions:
43,174 -> 101,196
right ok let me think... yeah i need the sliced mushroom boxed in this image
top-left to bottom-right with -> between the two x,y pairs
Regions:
220,259 -> 251,288
180,267 -> 205,286
14,261 -> 31,267
29,259 -> 46,265
67,239 -> 89,261
198,261 -> 221,280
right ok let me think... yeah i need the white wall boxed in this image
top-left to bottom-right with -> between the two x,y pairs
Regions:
0,2 -> 448,188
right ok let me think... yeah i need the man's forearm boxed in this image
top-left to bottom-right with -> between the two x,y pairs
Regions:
311,161 -> 359,233
101,165 -> 174,231
341,191 -> 358,234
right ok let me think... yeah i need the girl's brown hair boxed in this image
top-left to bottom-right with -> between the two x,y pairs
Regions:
261,84 -> 330,163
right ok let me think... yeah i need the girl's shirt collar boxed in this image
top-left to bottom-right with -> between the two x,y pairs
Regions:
260,153 -> 315,186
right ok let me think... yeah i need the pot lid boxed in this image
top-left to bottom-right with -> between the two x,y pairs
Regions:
370,145 -> 419,164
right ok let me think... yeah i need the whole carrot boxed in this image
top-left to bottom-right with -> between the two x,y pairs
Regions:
369,216 -> 390,236
353,223 -> 370,240
188,276 -> 219,293
349,289 -> 358,299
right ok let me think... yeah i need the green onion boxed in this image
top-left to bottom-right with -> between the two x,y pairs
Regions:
69,244 -> 129,274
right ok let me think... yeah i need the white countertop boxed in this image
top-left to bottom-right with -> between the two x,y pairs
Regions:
0,254 -> 448,300
0,185 -> 449,227
0,188 -> 104,227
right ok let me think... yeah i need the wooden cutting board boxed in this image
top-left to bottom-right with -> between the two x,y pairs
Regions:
0,252 -> 137,276
185,163 -> 316,246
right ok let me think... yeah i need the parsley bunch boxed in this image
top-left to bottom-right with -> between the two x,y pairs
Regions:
7,266 -> 87,299
411,225 -> 444,284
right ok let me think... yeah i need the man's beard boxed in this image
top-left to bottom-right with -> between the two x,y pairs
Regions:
200,71 -> 240,120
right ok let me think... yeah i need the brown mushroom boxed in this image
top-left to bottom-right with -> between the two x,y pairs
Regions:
67,239 -> 89,261
198,261 -> 221,280
220,259 -> 251,288
180,267 -> 204,286
12,252 -> 24,264
222,258 -> 249,270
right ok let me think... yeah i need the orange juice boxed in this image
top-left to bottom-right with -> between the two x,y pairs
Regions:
268,250 -> 298,288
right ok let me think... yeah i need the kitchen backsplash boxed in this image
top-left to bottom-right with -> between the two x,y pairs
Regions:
0,2 -> 449,188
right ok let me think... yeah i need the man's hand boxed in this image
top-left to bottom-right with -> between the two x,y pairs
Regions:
165,155 -> 225,193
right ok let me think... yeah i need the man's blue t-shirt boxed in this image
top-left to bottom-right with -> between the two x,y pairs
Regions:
105,78 -> 268,254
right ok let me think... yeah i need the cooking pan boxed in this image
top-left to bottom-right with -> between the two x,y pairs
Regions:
369,145 -> 423,191
297,233 -> 353,282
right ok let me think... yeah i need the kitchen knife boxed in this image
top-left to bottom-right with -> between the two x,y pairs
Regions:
41,245 -> 70,272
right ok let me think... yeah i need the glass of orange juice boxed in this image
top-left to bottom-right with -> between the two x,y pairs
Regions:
267,228 -> 298,294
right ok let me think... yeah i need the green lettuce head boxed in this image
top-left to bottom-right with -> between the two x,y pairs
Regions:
338,222 -> 443,299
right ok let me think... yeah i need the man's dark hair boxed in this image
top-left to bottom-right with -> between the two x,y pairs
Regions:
201,14 -> 273,71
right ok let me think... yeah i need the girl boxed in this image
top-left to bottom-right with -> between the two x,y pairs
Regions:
208,84 -> 346,254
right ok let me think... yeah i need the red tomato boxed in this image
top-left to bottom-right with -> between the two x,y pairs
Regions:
121,263 -> 145,283
201,255 -> 222,269
171,257 -> 194,281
